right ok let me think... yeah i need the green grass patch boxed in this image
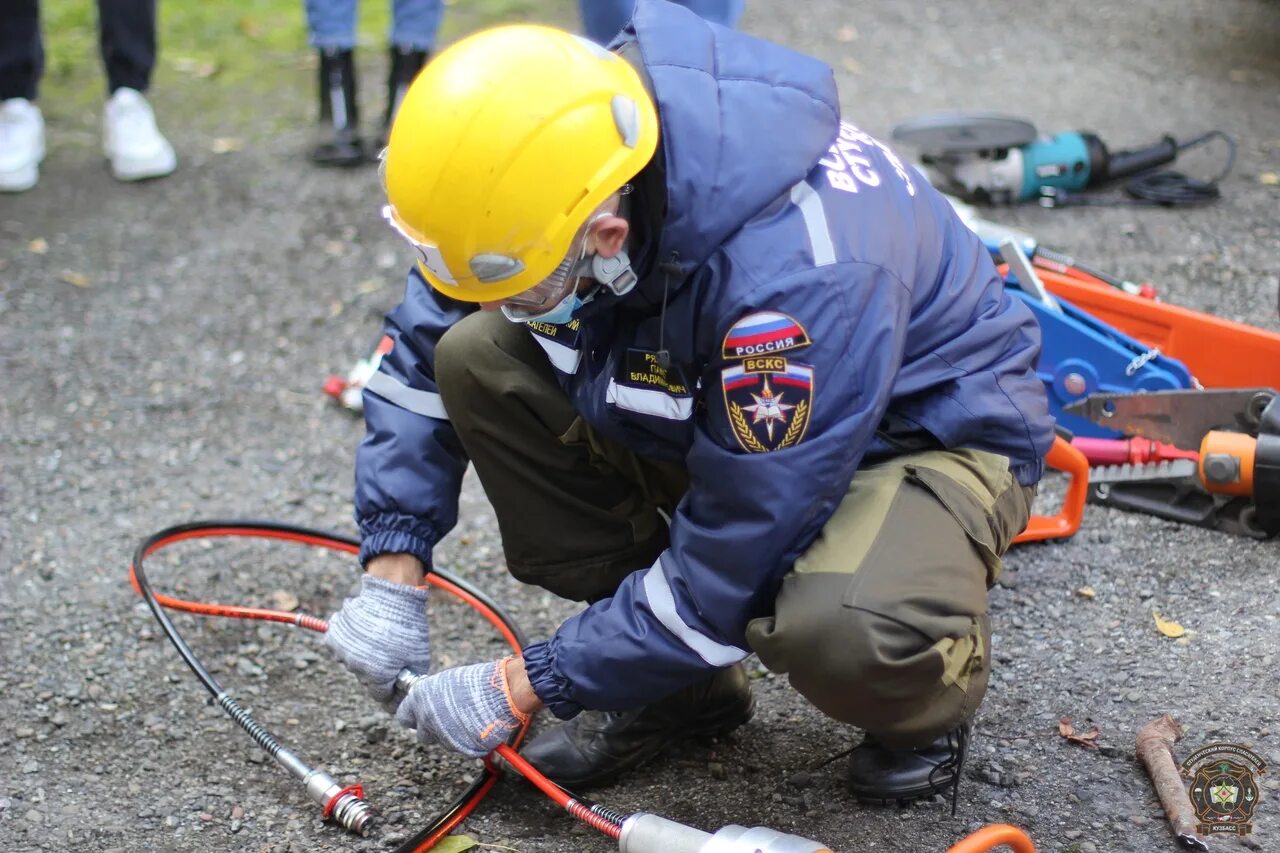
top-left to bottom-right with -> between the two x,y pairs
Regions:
37,0 -> 576,142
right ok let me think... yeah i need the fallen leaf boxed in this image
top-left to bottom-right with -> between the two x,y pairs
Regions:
238,17 -> 263,40
324,240 -> 345,257
270,590 -> 300,612
1260,172 -> 1280,186
1059,716 -> 1101,749
172,56 -> 218,78
328,300 -> 344,318
210,137 -> 243,154
1153,611 -> 1186,638
431,835 -> 477,853
356,278 -> 384,295
60,270 -> 90,288
28,238 -> 49,254
1075,585 -> 1096,600
836,25 -> 858,43
840,57 -> 864,74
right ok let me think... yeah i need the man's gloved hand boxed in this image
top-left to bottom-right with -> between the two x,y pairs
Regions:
325,574 -> 430,711
394,657 -> 529,758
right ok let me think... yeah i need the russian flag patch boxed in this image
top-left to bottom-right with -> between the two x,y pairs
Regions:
722,311 -> 811,359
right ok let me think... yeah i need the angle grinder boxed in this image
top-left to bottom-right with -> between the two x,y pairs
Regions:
891,113 -> 1232,206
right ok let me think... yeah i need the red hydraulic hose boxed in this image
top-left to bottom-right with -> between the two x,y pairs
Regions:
130,520 -> 531,851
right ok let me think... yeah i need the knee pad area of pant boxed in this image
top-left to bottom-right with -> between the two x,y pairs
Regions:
749,572 -> 982,731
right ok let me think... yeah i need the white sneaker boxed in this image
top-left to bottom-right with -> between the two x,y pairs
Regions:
0,98 -> 45,192
103,87 -> 176,181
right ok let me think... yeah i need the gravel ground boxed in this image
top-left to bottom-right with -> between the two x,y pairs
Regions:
2,1 -> 1278,851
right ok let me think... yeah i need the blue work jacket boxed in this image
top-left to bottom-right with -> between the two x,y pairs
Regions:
354,0 -> 1055,718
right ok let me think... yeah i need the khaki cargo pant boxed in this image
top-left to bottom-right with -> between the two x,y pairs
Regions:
436,311 -> 1035,748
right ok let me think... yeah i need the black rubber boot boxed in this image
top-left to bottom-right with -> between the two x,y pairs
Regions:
847,723 -> 971,814
310,48 -> 366,167
378,46 -> 428,148
520,665 -> 755,790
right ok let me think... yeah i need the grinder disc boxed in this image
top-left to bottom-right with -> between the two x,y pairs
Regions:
890,113 -> 1038,154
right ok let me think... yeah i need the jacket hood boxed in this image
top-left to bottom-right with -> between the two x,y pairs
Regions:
623,0 -> 840,278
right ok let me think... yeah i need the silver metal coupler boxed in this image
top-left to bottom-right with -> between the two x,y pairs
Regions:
619,813 -> 833,853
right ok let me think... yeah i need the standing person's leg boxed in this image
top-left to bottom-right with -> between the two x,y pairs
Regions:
97,0 -> 175,180
303,0 -> 365,165
434,310 -> 753,789
97,0 -> 155,94
746,450 -> 1034,806
580,0 -> 744,45
0,0 -> 45,192
379,0 -> 441,146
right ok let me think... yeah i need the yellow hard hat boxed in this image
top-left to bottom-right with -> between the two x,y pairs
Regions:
381,24 -> 659,303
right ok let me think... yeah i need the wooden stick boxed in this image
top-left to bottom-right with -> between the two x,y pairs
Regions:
1135,714 -> 1208,851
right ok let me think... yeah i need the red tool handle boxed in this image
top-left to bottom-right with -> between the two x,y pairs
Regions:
946,823 -> 1036,853
1013,435 -> 1088,544
1072,436 -> 1197,466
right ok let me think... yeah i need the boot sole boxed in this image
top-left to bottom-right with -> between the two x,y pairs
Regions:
851,779 -> 956,807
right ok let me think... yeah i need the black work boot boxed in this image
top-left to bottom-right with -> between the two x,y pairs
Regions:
378,46 -> 428,148
520,665 -> 755,790
847,723 -> 971,814
310,48 -> 366,167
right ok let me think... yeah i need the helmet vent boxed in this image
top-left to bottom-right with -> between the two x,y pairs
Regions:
611,95 -> 640,148
469,254 -> 525,283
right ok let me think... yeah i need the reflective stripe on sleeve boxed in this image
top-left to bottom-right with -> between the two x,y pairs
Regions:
641,557 -> 749,667
790,181 -> 836,267
364,370 -> 449,420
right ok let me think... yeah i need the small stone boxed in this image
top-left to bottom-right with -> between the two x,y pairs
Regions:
199,812 -> 214,822
708,761 -> 726,780
25,809 -> 43,824
786,770 -> 815,788
231,805 -> 245,820
164,815 -> 179,828
23,760 -> 39,773
1128,815 -> 1150,827
1065,830 -> 1083,839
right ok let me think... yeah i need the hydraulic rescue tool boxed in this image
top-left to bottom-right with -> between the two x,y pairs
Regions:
996,240 -> 1194,440
132,521 -> 1038,852
891,113 -> 1233,207
1065,388 -> 1280,538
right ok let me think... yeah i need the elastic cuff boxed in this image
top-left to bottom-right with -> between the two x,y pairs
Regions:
520,640 -> 581,720
357,515 -> 439,567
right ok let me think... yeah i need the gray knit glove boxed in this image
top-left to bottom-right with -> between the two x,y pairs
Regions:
326,574 -> 430,711
394,658 -> 528,758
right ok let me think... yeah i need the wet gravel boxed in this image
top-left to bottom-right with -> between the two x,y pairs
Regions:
2,1 -> 1278,851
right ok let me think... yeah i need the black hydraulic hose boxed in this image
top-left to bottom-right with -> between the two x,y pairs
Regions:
130,519 -> 529,849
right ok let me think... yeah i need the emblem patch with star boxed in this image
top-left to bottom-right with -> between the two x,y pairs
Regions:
721,356 -> 813,452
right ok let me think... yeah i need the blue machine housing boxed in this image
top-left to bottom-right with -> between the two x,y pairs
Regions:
1019,133 -> 1092,200
1005,281 -> 1194,437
